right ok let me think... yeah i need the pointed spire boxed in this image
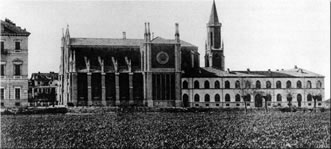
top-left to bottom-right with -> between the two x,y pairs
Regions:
208,0 -> 219,25
175,23 -> 180,42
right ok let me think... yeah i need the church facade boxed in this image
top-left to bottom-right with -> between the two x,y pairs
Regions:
58,1 -> 324,108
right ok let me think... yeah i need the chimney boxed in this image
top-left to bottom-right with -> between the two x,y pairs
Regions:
247,68 -> 250,73
268,69 -> 271,72
227,68 -> 230,72
294,65 -> 298,69
122,32 -> 126,39
152,32 -> 154,39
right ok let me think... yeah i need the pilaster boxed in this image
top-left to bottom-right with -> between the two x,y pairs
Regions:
101,73 -> 106,106
115,73 -> 120,106
87,73 -> 92,106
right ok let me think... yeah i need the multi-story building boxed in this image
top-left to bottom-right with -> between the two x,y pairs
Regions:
1,19 -> 30,107
58,1 -> 324,108
28,72 -> 58,106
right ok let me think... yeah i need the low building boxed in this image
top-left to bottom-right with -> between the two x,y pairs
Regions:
28,72 -> 58,106
1,19 -> 30,107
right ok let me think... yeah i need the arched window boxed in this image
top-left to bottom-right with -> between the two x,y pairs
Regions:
245,81 -> 251,88
277,94 -> 282,101
256,80 -> 261,89
235,80 -> 240,89
266,94 -> 272,101
225,81 -> 230,89
194,94 -> 200,102
307,81 -> 312,89
204,81 -> 210,89
245,95 -> 251,102
235,94 -> 241,102
266,81 -> 271,89
276,81 -> 282,89
215,94 -> 220,102
214,81 -> 220,89
307,94 -> 312,101
286,81 -> 291,88
316,81 -> 322,88
297,94 -> 302,103
194,81 -> 199,89
204,94 -> 210,102
182,81 -> 188,89
225,94 -> 231,102
296,81 -> 302,88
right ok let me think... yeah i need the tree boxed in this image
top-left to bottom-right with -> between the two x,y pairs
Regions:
285,89 -> 295,111
241,80 -> 252,114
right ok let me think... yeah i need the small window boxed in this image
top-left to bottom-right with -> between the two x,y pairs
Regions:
194,81 -> 199,89
286,81 -> 291,88
1,102 -> 4,106
276,81 -> 281,88
216,104 -> 219,106
15,42 -> 20,50
307,81 -> 312,88
225,81 -> 230,89
236,104 -> 240,106
14,64 -> 21,76
267,103 -> 271,106
307,94 -> 312,101
195,104 -> 199,107
277,103 -> 281,106
204,94 -> 210,102
215,94 -> 220,102
204,81 -> 210,89
316,81 -> 322,89
0,41 -> 4,50
225,94 -> 231,102
182,81 -> 188,89
15,88 -> 20,100
277,94 -> 282,101
214,81 -> 220,89
0,64 -> 4,76
247,103 -> 250,106
226,104 -> 229,106
318,103 -> 322,106
297,81 -> 302,88
256,80 -> 261,89
206,104 -> 209,107
235,94 -> 240,102
15,102 -> 20,106
235,80 -> 240,89
266,81 -> 271,88
194,94 -> 200,102
0,88 -> 4,100
308,103 -> 311,106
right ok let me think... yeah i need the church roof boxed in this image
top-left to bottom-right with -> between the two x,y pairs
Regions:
70,37 -> 197,48
0,19 -> 30,36
208,0 -> 220,25
70,38 -> 144,47
151,37 -> 197,47
183,67 -> 324,78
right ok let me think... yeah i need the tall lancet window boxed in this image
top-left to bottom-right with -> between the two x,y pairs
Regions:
210,32 -> 213,47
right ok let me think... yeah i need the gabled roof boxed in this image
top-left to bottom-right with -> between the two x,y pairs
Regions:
208,0 -> 220,25
70,38 -> 144,47
0,19 -> 30,36
151,37 -> 197,47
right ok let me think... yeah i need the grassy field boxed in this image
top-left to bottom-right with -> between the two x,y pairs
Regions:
1,111 -> 330,148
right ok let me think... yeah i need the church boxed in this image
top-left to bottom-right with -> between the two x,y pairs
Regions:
58,1 -> 325,108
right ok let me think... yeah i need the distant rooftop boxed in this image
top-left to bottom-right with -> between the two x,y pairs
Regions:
183,67 -> 324,78
1,18 -> 30,36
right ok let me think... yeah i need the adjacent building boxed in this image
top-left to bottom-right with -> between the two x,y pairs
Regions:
28,72 -> 58,106
58,1 -> 324,108
1,19 -> 30,107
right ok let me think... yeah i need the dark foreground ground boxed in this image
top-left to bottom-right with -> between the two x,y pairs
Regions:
1,111 -> 330,148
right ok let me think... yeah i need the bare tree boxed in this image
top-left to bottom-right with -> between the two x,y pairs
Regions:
241,79 -> 252,114
285,89 -> 295,111
311,90 -> 322,112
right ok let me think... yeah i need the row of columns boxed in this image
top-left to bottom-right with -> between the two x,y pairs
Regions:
83,72 -> 134,106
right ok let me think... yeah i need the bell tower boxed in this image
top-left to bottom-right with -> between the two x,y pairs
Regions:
205,0 -> 225,70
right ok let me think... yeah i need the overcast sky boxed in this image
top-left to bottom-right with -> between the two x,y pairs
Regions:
1,0 -> 329,99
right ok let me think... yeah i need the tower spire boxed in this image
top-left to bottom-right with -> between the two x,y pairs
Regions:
208,0 -> 219,25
